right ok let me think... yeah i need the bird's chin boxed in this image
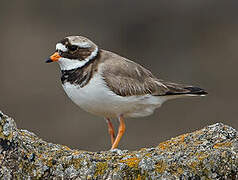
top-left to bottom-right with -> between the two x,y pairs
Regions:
57,58 -> 84,71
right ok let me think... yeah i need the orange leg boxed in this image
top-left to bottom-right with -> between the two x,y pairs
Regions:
111,115 -> 126,149
106,118 -> 115,145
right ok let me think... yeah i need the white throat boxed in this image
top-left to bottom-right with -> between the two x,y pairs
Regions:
58,47 -> 98,71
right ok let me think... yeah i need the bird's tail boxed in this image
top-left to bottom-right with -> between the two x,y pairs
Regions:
162,81 -> 208,96
182,86 -> 208,96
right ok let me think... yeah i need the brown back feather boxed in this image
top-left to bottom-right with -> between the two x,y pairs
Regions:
100,51 -> 168,96
100,50 -> 206,97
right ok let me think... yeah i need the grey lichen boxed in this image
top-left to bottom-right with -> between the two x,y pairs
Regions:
0,111 -> 238,179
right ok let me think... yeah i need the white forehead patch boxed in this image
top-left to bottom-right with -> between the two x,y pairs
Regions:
56,43 -> 68,52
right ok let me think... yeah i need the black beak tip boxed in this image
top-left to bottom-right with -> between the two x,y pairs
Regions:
45,58 -> 53,63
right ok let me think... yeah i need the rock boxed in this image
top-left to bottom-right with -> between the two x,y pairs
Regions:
0,111 -> 238,179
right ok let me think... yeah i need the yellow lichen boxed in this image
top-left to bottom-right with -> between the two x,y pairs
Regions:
177,167 -> 184,174
72,150 -> 80,156
120,157 -> 140,168
189,161 -> 199,171
194,140 -> 203,147
195,152 -> 209,161
0,131 -> 13,141
145,153 -> 152,157
7,133 -> 13,141
62,145 -> 71,151
158,134 -> 188,150
158,141 -> 170,150
94,162 -> 108,177
46,157 -> 54,167
136,174 -> 146,180
0,120 -> 13,141
155,160 -> 167,173
213,142 -> 232,149
136,175 -> 142,180
0,133 -> 4,139
71,158 -> 82,169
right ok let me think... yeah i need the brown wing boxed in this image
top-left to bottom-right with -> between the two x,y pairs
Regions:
100,50 -> 207,97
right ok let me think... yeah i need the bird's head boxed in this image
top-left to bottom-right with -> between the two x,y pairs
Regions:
46,36 -> 99,70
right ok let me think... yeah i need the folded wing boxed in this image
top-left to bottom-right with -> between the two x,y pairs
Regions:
101,54 -> 207,97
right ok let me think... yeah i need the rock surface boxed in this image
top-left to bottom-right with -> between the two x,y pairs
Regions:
0,111 -> 238,179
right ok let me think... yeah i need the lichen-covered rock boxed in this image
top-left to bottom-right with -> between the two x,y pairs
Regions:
0,110 -> 238,179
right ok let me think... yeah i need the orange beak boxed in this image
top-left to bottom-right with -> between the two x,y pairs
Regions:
46,52 -> 61,63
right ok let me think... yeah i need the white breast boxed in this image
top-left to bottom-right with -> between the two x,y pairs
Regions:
62,72 -> 167,118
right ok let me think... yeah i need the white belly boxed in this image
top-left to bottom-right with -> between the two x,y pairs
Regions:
62,73 -> 167,118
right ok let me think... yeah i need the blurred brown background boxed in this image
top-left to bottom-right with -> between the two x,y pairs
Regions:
0,0 -> 238,151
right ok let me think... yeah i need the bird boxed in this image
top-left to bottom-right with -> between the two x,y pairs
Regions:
46,35 -> 207,149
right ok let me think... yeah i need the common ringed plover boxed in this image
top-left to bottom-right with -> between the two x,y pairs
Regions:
46,36 -> 207,149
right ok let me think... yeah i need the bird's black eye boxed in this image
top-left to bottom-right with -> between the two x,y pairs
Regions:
68,45 -> 78,51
